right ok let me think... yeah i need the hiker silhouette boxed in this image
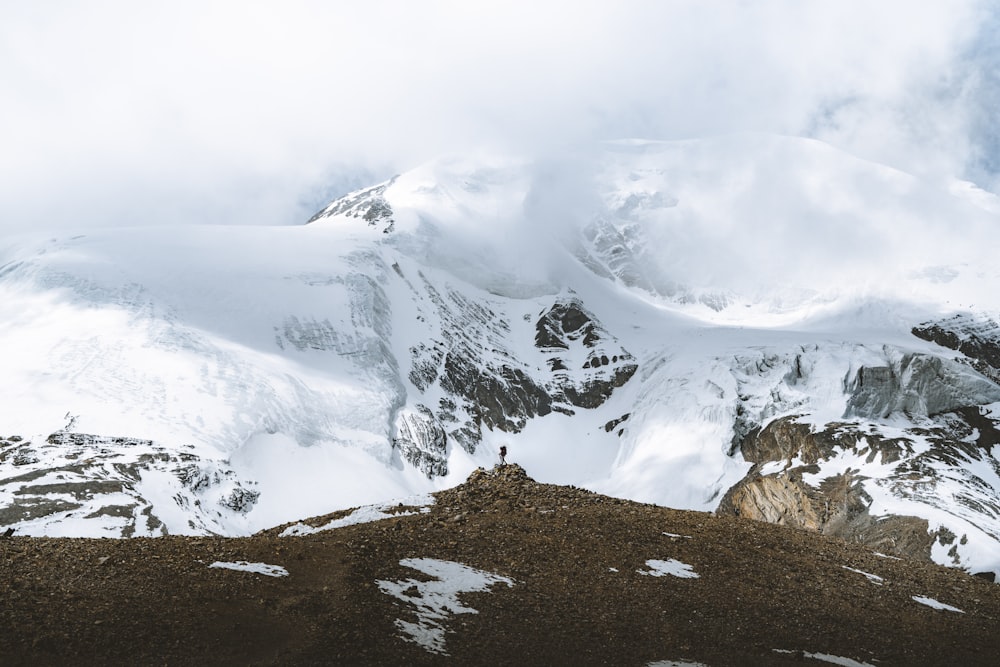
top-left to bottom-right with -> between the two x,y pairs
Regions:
499,445 -> 507,466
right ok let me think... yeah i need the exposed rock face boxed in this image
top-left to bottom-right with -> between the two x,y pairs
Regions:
718,413 -> 1000,565
0,432 -> 258,537
844,352 -> 1000,420
393,407 -> 448,478
398,267 -> 637,477
403,273 -> 553,463
913,314 -> 1000,383
534,298 -> 638,410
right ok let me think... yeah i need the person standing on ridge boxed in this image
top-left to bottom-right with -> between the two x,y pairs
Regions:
499,445 -> 507,466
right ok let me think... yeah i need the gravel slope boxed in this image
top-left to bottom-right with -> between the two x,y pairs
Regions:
2,465 -> 999,666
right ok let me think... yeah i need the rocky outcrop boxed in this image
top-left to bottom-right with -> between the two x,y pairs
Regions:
404,276 -> 556,459
717,415 -> 996,563
0,432 -> 259,537
393,407 -> 448,478
844,353 -> 1000,420
913,314 -> 1000,383
399,272 -> 637,477
719,466 -> 935,561
534,298 -> 638,410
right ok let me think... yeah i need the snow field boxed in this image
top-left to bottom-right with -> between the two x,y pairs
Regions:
3,134 -> 1000,578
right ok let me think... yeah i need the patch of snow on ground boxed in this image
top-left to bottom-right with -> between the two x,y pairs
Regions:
912,595 -> 965,613
647,661 -> 709,667
841,566 -> 884,585
208,561 -> 289,577
663,532 -> 692,539
638,558 -> 700,579
376,558 -> 514,655
279,494 -> 434,536
773,649 -> 876,666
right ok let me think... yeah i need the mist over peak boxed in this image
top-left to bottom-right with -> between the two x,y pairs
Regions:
309,133 -> 1000,320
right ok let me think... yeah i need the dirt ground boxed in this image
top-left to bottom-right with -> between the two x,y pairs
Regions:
2,465 -> 999,666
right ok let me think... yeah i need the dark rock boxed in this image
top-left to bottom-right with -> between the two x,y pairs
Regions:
221,487 -> 260,514
844,353 -> 1000,419
534,298 -> 638,410
393,406 -> 449,478
913,314 -> 1000,382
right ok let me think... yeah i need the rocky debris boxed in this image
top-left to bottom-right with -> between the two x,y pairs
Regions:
719,413 -> 1000,566
3,466 -> 1000,665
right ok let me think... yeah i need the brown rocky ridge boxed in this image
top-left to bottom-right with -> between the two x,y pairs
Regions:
2,464 -> 999,666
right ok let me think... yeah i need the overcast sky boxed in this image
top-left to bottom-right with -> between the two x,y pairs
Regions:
2,1 -> 998,232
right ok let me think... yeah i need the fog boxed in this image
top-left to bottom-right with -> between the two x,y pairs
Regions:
2,1 -> 998,232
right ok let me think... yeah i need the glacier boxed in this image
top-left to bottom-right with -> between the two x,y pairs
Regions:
3,133 -> 1000,579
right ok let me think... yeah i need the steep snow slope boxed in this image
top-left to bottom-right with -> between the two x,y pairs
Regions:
4,134 -> 1000,579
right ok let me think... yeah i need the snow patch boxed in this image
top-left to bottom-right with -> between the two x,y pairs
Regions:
376,558 -> 514,655
638,558 -> 700,579
279,494 -> 434,536
773,649 -> 877,666
841,566 -> 884,585
912,595 -> 965,613
208,561 -> 289,577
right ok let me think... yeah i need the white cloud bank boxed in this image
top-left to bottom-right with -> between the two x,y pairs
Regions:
1,1 -> 997,232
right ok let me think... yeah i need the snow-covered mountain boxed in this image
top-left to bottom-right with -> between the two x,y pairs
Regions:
3,133 -> 1000,579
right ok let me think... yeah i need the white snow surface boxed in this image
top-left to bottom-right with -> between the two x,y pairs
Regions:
638,559 -> 700,579
3,134 -> 1000,578
841,566 -> 884,586
911,595 -> 965,613
376,558 -> 514,655
208,561 -> 289,577
773,650 -> 877,667
279,494 -> 434,537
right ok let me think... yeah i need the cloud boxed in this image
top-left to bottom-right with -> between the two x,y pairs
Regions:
0,1 -> 994,232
